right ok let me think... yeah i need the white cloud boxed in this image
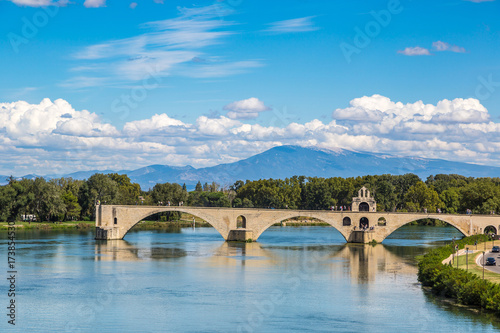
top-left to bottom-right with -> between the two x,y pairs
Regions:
7,0 -> 67,6
130,2 -> 137,9
83,0 -> 106,8
397,46 -> 431,56
224,97 -> 271,119
432,41 -> 466,53
0,96 -> 499,176
264,16 -> 319,33
123,114 -> 189,136
68,5 -> 261,87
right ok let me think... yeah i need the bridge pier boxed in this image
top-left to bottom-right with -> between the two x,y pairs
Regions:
227,229 -> 254,242
347,231 -> 381,243
95,227 -> 122,240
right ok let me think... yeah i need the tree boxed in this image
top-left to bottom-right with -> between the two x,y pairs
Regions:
108,173 -> 140,205
62,191 -> 81,220
28,178 -> 65,221
78,174 -> 119,219
195,181 -> 203,192
0,185 -> 16,221
374,176 -> 397,211
404,181 -> 443,213
304,177 -> 332,210
151,183 -> 188,206
393,173 -> 421,209
440,188 -> 460,214
231,180 -> 244,192
459,179 -> 500,214
233,197 -> 242,208
241,198 -> 254,208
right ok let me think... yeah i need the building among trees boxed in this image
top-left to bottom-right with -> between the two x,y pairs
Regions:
352,186 -> 376,212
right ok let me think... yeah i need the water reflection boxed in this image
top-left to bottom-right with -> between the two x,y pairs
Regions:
337,244 -> 414,283
3,225 -> 500,332
94,236 -> 418,285
94,239 -> 187,261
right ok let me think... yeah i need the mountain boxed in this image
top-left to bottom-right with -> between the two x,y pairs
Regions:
177,145 -> 500,188
2,145 -> 500,189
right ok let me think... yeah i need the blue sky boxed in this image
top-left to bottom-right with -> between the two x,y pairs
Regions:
0,0 -> 499,175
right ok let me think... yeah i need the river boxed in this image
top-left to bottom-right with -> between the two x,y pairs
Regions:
2,225 -> 500,332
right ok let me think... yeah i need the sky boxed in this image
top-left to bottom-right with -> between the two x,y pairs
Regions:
0,0 -> 499,176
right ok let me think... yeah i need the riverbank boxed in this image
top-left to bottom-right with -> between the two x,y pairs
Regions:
418,234 -> 500,316
0,219 -> 212,230
0,220 -> 94,230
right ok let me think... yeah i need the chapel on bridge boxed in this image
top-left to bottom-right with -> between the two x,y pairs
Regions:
352,186 -> 376,212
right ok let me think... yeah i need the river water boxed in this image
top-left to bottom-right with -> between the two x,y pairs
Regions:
2,225 -> 500,332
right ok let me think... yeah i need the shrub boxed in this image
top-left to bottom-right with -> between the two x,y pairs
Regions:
417,234 -> 500,315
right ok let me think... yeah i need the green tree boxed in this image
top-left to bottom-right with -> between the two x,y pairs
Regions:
440,188 -> 460,214
404,181 -> 443,213
61,191 -> 81,220
108,173 -> 141,204
151,182 -> 188,206
0,185 -> 16,221
195,181 -> 203,192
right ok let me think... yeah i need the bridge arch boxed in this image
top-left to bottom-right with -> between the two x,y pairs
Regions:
237,215 -> 247,229
359,202 -> 370,212
379,216 -> 468,243
120,207 -> 229,240
484,225 -> 497,235
359,217 -> 369,229
252,213 -> 349,242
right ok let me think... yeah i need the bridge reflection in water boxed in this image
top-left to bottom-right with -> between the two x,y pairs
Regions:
94,238 -> 418,283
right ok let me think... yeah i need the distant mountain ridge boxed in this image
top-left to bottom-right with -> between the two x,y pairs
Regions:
2,145 -> 500,190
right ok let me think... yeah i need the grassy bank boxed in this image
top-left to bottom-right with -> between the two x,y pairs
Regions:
0,220 -> 94,230
0,217 -> 211,231
418,234 -> 500,315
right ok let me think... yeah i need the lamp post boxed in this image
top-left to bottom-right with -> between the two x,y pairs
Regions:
466,247 -> 469,272
483,251 -> 485,280
457,245 -> 459,269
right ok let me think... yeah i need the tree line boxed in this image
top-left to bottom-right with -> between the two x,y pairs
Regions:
0,173 -> 499,222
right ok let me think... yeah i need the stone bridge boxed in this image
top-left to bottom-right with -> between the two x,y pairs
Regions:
95,205 -> 500,243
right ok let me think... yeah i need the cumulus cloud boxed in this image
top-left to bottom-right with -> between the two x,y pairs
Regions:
0,96 -> 499,176
264,16 -> 319,33
331,95 -> 494,148
123,114 -> 189,136
224,97 -> 271,119
432,41 -> 466,53
397,46 -> 431,56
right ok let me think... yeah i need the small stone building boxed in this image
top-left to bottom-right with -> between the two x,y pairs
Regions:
352,186 -> 376,212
